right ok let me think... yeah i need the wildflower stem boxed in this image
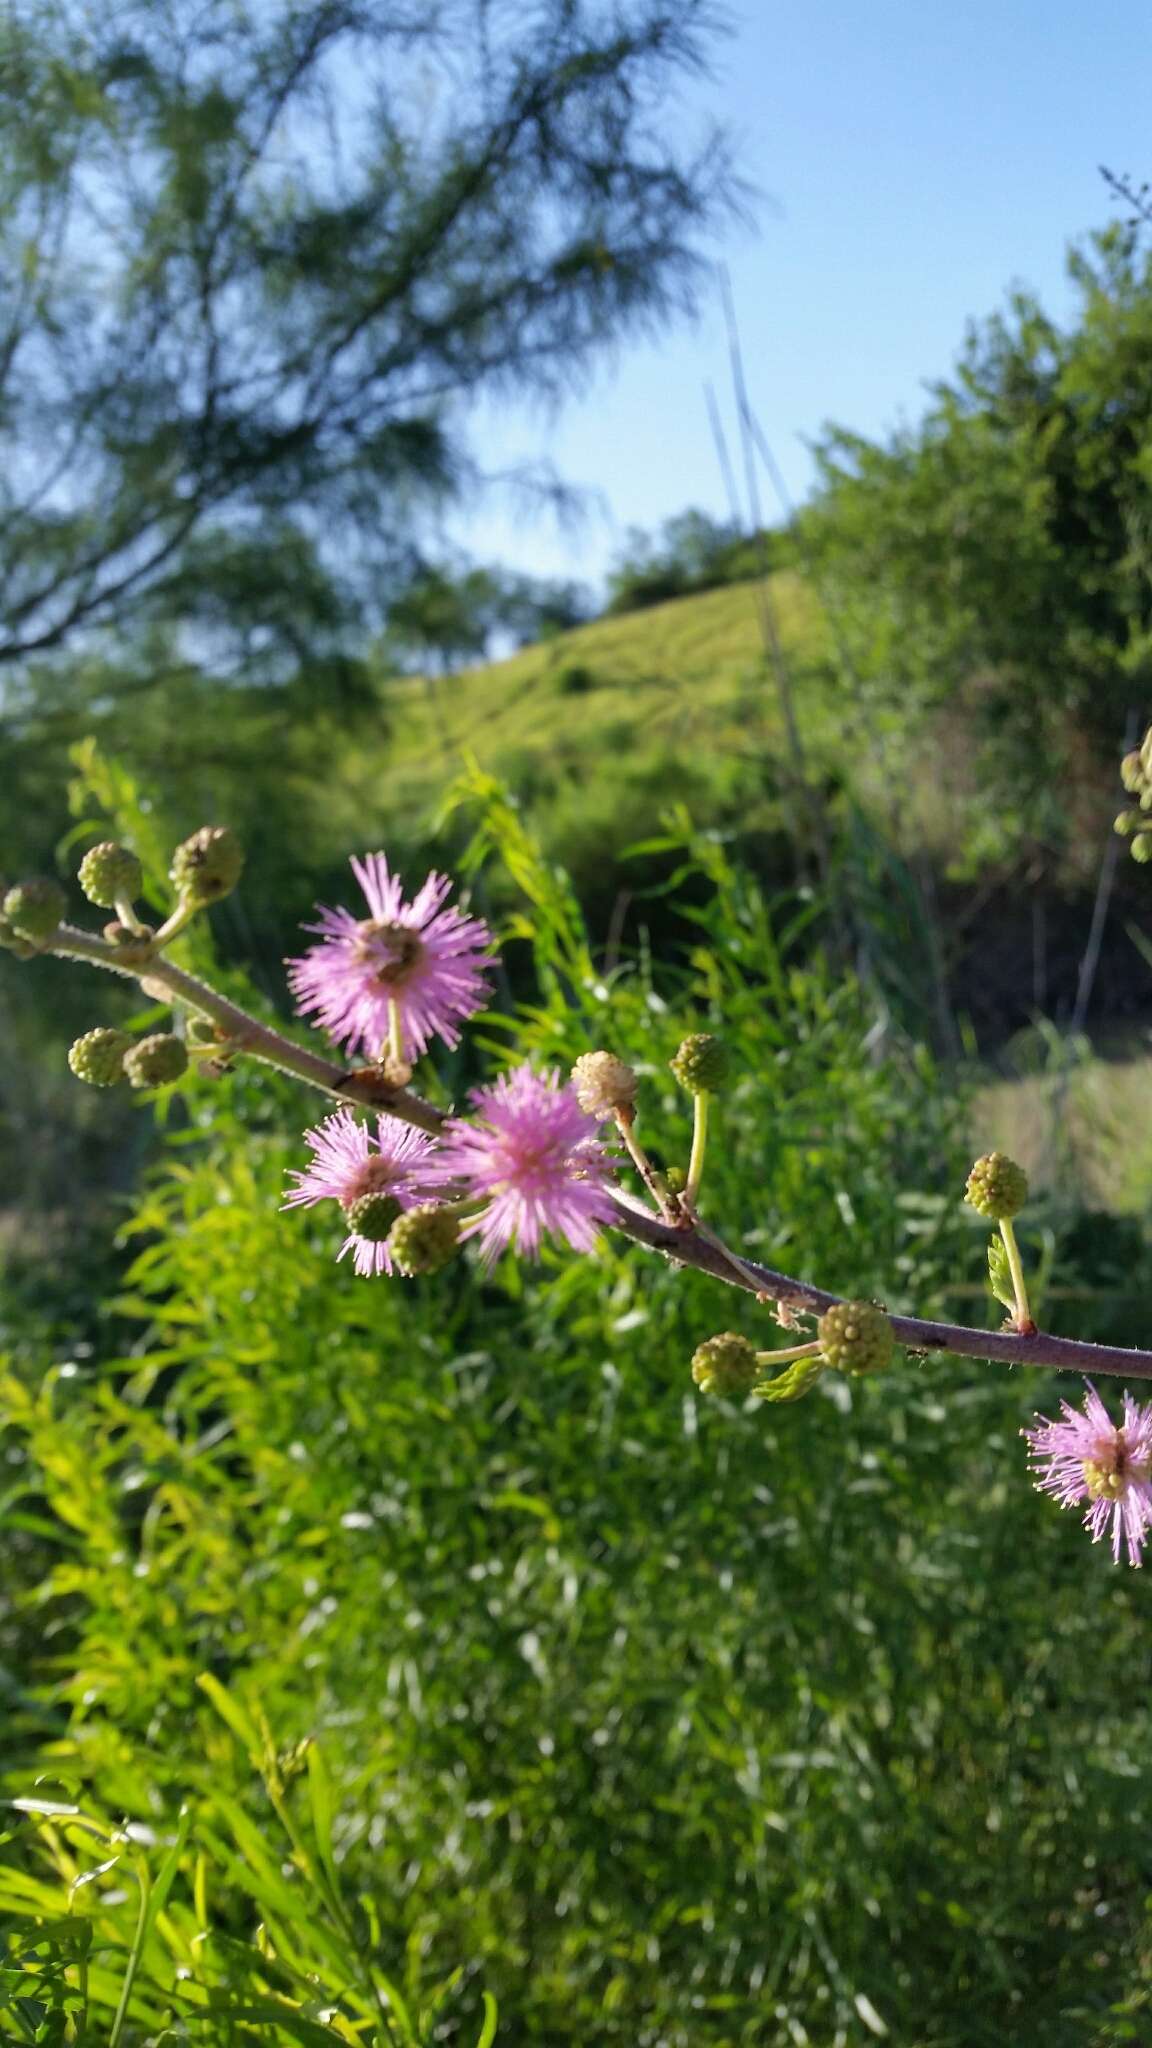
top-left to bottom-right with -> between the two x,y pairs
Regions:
754,1339 -> 822,1366
613,1104 -> 676,1220
388,997 -> 405,1070
33,924 -> 1152,1379
45,924 -> 445,1132
152,899 -> 199,949
684,1090 -> 709,1207
999,1219 -> 1032,1329
113,895 -> 149,937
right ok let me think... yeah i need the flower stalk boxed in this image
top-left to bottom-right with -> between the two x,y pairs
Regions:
684,1091 -> 709,1208
612,1104 -> 678,1221
998,1218 -> 1034,1333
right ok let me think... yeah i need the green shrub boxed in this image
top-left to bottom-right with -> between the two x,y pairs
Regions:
4,777 -> 1152,2045
553,660 -> 597,695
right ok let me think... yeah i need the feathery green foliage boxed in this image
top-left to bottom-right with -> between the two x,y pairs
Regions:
5,773 -> 1152,2043
0,0 -> 733,707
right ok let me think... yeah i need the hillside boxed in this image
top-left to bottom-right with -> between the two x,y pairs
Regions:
353,575 -> 838,886
307,572 -> 1147,1046
347,571 -> 1113,899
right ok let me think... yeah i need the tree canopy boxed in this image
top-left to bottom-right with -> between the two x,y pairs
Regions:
804,224 -> 1152,806
0,0 -> 733,712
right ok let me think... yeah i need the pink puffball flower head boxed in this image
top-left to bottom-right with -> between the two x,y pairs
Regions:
1023,1380 -> 1152,1566
287,853 -> 493,1062
440,1064 -> 617,1269
283,1106 -> 448,1277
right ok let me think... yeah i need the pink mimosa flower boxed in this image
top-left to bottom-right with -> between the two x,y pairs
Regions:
439,1064 -> 616,1268
283,1107 -> 448,1277
1023,1381 -> 1152,1566
287,854 -> 492,1062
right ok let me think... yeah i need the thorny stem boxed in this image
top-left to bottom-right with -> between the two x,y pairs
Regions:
684,1091 -> 709,1208
37,923 -> 1152,1381
689,1211 -> 778,1298
608,1191 -> 1152,1382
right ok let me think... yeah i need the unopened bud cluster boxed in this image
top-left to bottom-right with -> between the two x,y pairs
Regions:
344,1191 -> 403,1241
78,841 -> 142,910
817,1300 -> 894,1375
171,825 -> 243,905
1115,729 -> 1152,860
4,878 -> 65,942
70,1028 -> 190,1090
125,1034 -> 188,1089
670,1033 -> 729,1095
68,1028 -> 133,1087
965,1151 -> 1028,1222
691,1330 -> 759,1396
388,1204 -> 461,1276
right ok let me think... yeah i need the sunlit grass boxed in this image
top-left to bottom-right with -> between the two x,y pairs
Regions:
340,575 -> 835,847
977,1047 -> 1152,1215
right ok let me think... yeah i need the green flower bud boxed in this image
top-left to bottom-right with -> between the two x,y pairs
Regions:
1121,750 -> 1146,795
670,1033 -> 729,1095
68,1027 -> 132,1087
817,1300 -> 894,1376
690,1330 -> 759,1396
78,841 -> 143,909
124,1033 -> 189,1089
170,825 -> 243,905
1133,833 -> 1152,865
4,878 -> 65,942
570,1050 -> 638,1117
1115,809 -> 1143,836
965,1151 -> 1028,1221
388,1203 -> 461,1276
343,1191 -> 403,1241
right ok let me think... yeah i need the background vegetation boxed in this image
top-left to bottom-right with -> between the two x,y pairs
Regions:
5,5 -> 1152,2040
6,768 -> 1152,2046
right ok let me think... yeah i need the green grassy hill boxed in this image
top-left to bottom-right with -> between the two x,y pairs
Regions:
352,575 -> 839,887
346,570 -> 1107,898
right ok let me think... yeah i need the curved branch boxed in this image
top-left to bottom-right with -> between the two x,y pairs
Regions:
50,925 -> 444,1133
605,1192 -> 1152,1383
36,923 -> 1152,1381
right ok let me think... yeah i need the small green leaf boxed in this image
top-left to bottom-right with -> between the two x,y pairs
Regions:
987,1234 -> 1015,1312
753,1358 -> 826,1404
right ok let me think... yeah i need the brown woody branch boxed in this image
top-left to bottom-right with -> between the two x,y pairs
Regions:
37,922 -> 1152,1382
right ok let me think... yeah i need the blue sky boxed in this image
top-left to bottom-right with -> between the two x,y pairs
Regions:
454,0 -> 1152,588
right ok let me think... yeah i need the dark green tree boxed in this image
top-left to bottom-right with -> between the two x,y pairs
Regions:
804,223 -> 1152,811
0,0 -> 734,714
382,560 -> 593,669
382,562 -> 503,673
604,504 -> 761,612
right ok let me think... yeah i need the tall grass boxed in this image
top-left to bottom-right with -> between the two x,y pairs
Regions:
3,767 -> 1152,2045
